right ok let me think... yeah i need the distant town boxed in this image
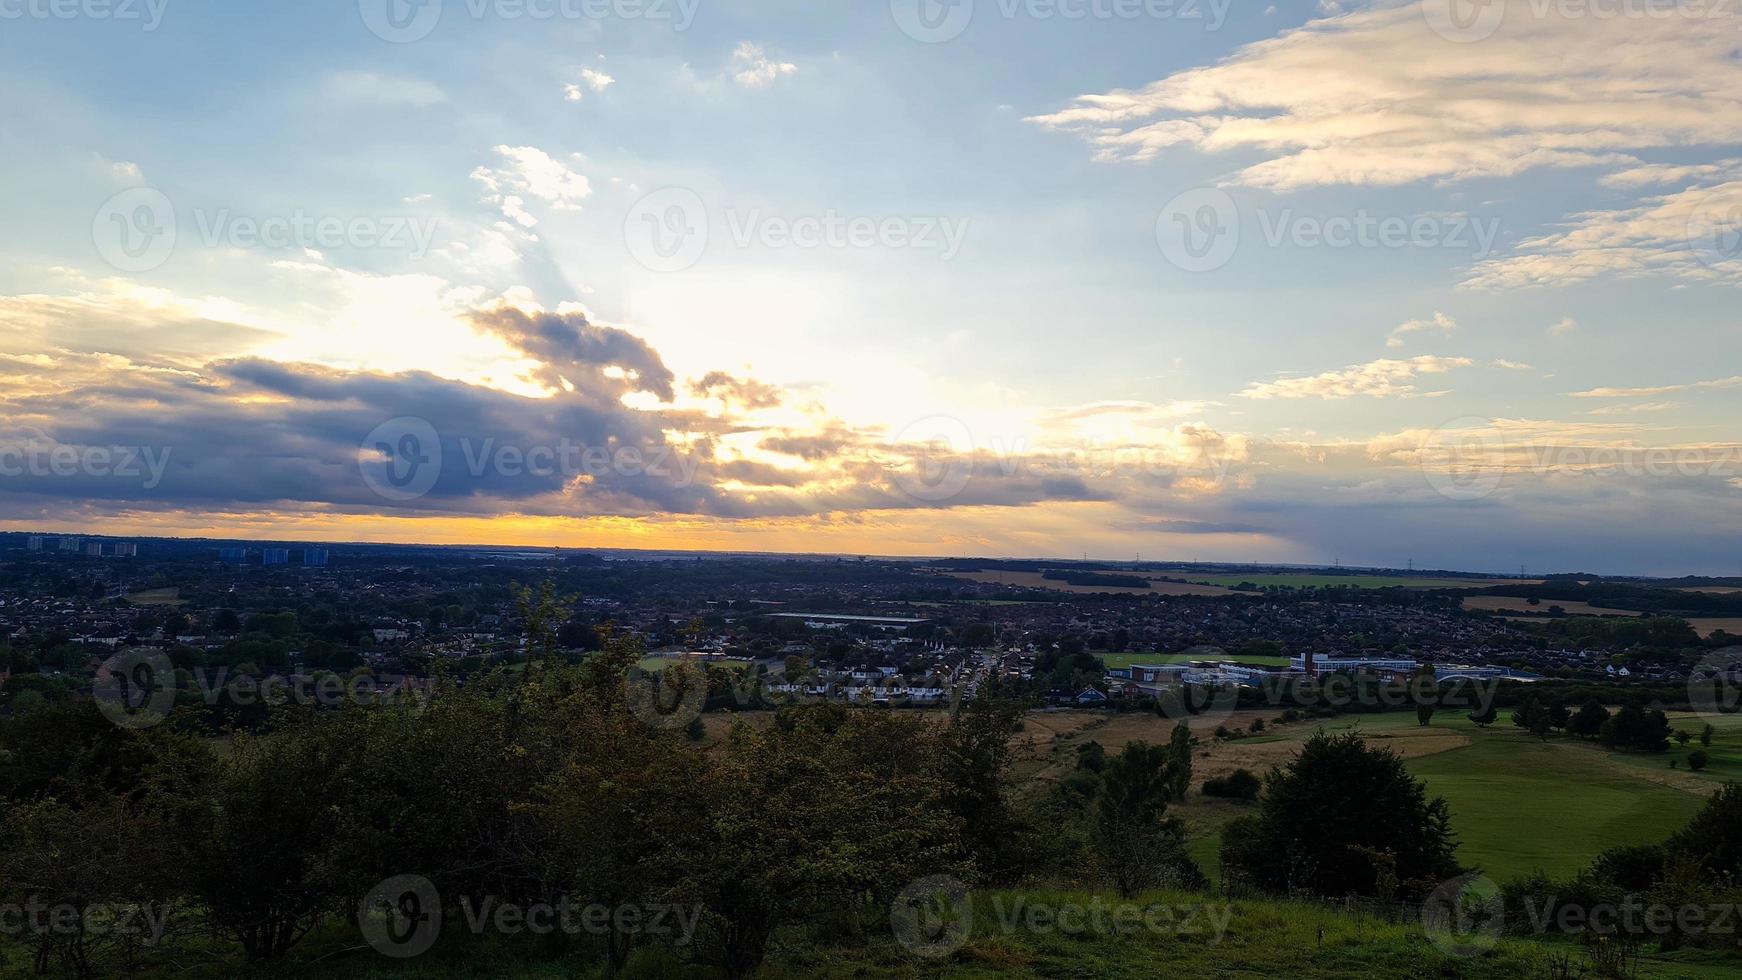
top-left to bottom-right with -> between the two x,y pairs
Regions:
5,532 -> 1737,724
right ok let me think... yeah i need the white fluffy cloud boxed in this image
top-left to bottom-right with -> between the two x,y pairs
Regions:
731,43 -> 797,89
470,145 -> 592,227
564,68 -> 616,101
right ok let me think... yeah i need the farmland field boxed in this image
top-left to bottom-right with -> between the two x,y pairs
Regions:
1184,573 -> 1536,590
1689,618 -> 1742,638
1463,595 -> 1643,617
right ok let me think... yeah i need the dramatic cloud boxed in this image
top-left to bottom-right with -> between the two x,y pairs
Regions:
690,371 -> 782,410
1027,2 -> 1742,190
469,306 -> 676,401
1240,355 -> 1472,400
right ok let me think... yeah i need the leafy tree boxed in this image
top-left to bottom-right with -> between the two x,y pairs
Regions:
152,721 -> 359,960
1092,741 -> 1201,897
1163,721 -> 1193,802
1599,704 -> 1672,752
1688,749 -> 1709,771
1220,731 -> 1461,900
1512,696 -> 1545,731
1666,782 -> 1742,879
0,796 -> 179,978
543,681 -> 707,975
671,708 -> 963,979
1409,666 -> 1437,727
1467,706 -> 1497,727
1700,724 -> 1714,747
1675,729 -> 1693,746
1075,739 -> 1106,773
936,674 -> 1030,882
1529,712 -> 1552,741
1569,701 -> 1610,738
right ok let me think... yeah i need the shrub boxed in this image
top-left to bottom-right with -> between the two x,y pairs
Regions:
1202,768 -> 1261,801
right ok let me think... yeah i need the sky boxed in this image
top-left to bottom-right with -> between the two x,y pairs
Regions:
0,0 -> 1740,575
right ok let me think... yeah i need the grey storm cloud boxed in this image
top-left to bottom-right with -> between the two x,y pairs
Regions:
0,307 -> 1127,523
469,307 -> 675,401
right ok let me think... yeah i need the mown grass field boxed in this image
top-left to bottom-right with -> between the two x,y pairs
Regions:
123,587 -> 185,606
1021,708 -> 1741,885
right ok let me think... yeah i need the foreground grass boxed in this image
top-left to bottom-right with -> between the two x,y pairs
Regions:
56,888 -> 1737,979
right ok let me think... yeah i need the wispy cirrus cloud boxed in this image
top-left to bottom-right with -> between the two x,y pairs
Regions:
1027,2 -> 1742,190
1387,311 -> 1456,349
1463,180 -> 1742,289
1567,375 -> 1742,398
